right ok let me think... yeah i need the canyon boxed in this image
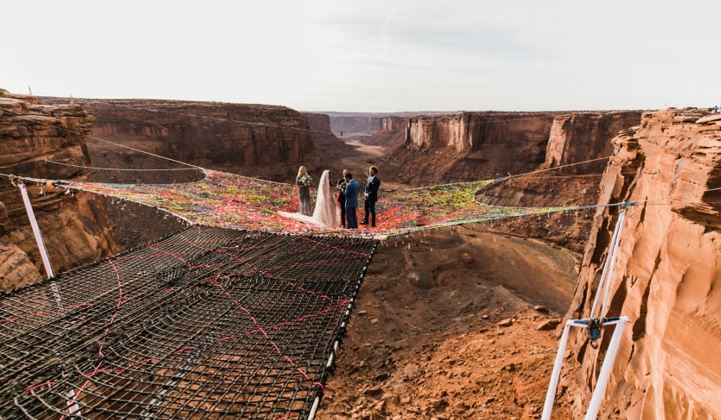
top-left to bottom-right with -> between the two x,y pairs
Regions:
390,110 -> 642,253
361,116 -> 410,148
383,111 -> 642,185
2,86 -> 721,419
40,97 -> 323,183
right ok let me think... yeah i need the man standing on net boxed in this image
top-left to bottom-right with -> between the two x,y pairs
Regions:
361,166 -> 380,227
344,172 -> 360,229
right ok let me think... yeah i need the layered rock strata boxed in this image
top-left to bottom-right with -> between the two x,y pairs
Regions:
543,111 -> 643,173
0,89 -> 117,289
397,111 -> 641,253
39,98 -> 320,183
391,111 -> 642,184
566,108 -> 721,418
362,116 -> 409,147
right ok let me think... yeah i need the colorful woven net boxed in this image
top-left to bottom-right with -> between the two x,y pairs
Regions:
72,170 -> 569,238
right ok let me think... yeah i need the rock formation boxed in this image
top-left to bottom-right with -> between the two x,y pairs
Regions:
389,111 -> 642,185
543,111 -> 642,173
327,113 -> 384,136
362,116 -> 409,147
0,89 -> 118,290
388,112 -> 554,185
391,111 -> 641,253
302,112 -> 333,134
327,112 -> 430,139
39,98 -> 321,183
566,108 -> 721,418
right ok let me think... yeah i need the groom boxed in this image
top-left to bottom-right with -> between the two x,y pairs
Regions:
361,166 -> 380,227
343,172 -> 359,229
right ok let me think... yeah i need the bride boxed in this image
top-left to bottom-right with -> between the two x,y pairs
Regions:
280,169 -> 339,228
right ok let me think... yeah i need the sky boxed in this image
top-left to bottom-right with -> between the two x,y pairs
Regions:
2,0 -> 720,112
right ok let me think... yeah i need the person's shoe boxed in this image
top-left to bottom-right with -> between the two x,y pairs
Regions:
360,221 -> 368,225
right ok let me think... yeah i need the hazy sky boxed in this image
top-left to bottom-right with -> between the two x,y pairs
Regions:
3,0 -> 720,112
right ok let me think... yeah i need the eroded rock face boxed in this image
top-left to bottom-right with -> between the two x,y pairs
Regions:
38,98 -> 320,183
543,111 -> 642,173
407,112 -> 555,154
389,111 -> 641,253
387,112 -> 553,184
302,112 -> 333,134
567,108 -> 721,418
392,111 -> 642,184
0,90 -> 118,290
327,113 -> 383,135
362,116 -> 409,147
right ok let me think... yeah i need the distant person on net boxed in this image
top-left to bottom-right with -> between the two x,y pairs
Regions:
361,166 -> 380,227
295,166 -> 313,216
343,172 -> 360,229
336,169 -> 348,228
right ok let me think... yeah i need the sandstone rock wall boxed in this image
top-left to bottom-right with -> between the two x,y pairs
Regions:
566,109 -> 721,418
402,110 -> 641,254
388,112 -> 557,185
327,114 -> 383,135
39,98 -> 320,183
362,116 -> 409,147
392,111 -> 642,184
0,89 -> 118,290
543,111 -> 643,173
380,116 -> 408,133
302,112 -> 333,134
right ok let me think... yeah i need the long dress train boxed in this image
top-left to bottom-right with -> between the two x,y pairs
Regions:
311,170 -> 339,227
279,170 -> 339,228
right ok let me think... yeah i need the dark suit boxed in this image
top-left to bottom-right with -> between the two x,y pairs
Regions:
336,178 -> 347,227
344,179 -> 360,229
363,175 -> 381,227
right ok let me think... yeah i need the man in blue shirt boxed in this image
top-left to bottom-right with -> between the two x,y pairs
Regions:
343,172 -> 360,229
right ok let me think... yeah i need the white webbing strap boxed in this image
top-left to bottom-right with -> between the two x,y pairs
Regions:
543,203 -> 635,419
18,182 -> 55,279
18,182 -> 79,414
589,204 -> 628,319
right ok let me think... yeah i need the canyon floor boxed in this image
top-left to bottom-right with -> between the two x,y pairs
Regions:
315,134 -> 409,190
318,226 -> 577,419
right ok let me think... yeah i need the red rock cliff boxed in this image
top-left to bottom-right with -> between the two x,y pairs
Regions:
416,111 -> 641,253
302,112 -> 333,134
391,111 -> 641,184
0,89 -> 118,290
566,108 -> 721,418
388,112 -> 554,184
327,113 -> 383,135
362,116 -> 409,147
543,111 -> 642,173
39,98 -> 321,183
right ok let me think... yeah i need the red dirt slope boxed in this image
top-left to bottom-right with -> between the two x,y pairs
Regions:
319,226 -> 578,419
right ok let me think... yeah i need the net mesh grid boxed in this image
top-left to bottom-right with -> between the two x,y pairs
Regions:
0,226 -> 376,419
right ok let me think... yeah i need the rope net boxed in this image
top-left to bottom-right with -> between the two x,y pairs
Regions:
0,226 -> 377,419
69,170 -> 572,238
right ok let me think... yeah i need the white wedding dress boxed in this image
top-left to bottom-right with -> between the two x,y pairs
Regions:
279,170 -> 339,228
